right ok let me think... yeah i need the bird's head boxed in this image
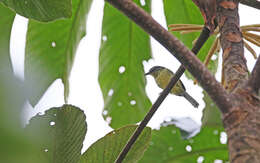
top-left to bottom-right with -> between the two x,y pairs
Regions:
145,66 -> 165,78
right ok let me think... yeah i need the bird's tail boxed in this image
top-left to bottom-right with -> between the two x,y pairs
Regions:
182,92 -> 199,108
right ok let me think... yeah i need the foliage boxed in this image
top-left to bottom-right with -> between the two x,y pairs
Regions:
0,3 -> 15,74
163,0 -> 221,128
140,124 -> 228,163
80,125 -> 151,163
163,0 -> 218,80
0,0 -> 72,21
202,91 -> 223,127
98,0 -> 152,128
25,105 -> 87,163
25,0 -> 93,105
0,73 -> 43,163
0,0 -> 247,162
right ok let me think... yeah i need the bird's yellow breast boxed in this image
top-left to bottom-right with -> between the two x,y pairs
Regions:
155,69 -> 185,96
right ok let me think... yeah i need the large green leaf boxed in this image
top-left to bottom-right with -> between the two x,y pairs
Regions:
25,0 -> 93,106
25,105 -> 87,163
0,3 -> 15,75
80,125 -> 151,163
0,0 -> 71,22
98,0 -> 152,129
202,91 -> 223,127
140,125 -> 228,163
163,0 -> 218,80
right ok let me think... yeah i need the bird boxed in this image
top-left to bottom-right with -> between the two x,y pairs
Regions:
145,66 -> 199,108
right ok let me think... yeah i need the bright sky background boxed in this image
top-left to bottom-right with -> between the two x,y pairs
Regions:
9,0 -> 260,152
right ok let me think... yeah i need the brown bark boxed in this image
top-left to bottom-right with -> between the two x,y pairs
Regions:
217,0 -> 249,92
217,0 -> 260,162
192,0 -> 217,32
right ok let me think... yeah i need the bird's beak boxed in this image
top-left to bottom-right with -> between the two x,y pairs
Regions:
145,72 -> 150,76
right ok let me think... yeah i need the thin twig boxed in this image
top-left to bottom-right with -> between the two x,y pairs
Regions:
168,24 -> 203,28
204,37 -> 219,66
169,26 -> 204,31
244,41 -> 257,59
243,32 -> 260,42
244,35 -> 260,47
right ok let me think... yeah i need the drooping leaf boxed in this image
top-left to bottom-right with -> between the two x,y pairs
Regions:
25,0 -> 93,106
202,91 -> 223,127
25,105 -> 87,163
0,0 -> 71,22
0,3 -> 15,75
99,0 -> 152,129
163,0 -> 218,80
80,125 -> 151,163
140,125 -> 228,163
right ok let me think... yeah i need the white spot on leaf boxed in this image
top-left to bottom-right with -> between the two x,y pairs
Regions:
106,116 -> 112,124
140,0 -> 146,6
102,35 -> 107,41
50,121 -> 55,126
51,41 -> 56,47
103,110 -> 108,116
108,89 -> 114,96
130,100 -> 136,105
185,145 -> 192,152
197,156 -> 204,163
119,66 -> 126,74
220,132 -> 227,144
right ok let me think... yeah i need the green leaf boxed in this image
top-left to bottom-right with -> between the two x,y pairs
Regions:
202,91 -> 223,127
163,0 -> 218,80
25,0 -> 93,106
0,3 -> 15,75
25,104 -> 87,163
0,0 -> 71,22
140,125 -> 228,163
98,0 -> 152,129
80,125 -> 151,163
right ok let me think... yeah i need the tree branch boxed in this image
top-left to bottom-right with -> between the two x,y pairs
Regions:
115,26 -> 210,163
247,56 -> 260,93
240,0 -> 260,10
105,0 -> 232,111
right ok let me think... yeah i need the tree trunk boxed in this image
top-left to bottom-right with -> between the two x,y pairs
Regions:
217,0 -> 260,162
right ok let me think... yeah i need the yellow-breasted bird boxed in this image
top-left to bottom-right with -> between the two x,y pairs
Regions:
145,66 -> 199,108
